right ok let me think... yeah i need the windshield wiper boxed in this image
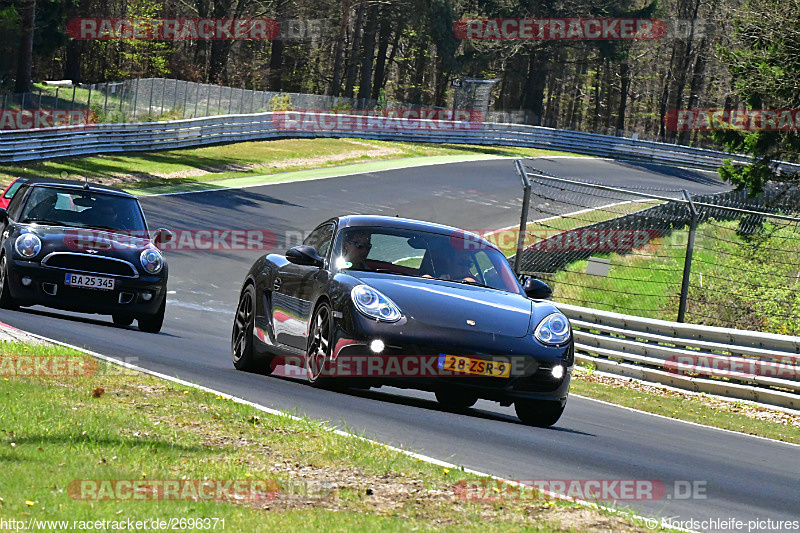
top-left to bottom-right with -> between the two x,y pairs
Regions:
79,224 -> 135,235
21,218 -> 66,226
436,278 -> 497,290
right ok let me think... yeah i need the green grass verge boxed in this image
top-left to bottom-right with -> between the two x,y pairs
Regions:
0,342 -> 656,532
495,201 -> 664,258
0,138 -> 586,191
571,371 -> 799,444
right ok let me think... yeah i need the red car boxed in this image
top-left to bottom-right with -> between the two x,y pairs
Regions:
0,178 -> 25,209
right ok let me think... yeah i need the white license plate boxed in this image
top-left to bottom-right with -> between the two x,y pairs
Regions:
64,273 -> 115,290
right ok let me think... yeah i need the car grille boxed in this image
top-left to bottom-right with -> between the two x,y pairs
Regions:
42,253 -> 138,278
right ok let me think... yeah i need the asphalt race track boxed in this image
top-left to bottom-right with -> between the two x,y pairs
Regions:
3,157 -> 798,531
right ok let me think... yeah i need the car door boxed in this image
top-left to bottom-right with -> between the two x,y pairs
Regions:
271,222 -> 335,349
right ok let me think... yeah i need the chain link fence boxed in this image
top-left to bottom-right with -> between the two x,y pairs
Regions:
514,160 -> 800,335
0,77 -> 548,129
2,78 -> 525,127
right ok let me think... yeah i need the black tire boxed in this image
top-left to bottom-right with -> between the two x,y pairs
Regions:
305,301 -> 339,389
231,284 -> 259,371
112,314 -> 134,326
435,390 -> 478,411
138,296 -> 166,333
515,399 -> 565,427
0,254 -> 18,310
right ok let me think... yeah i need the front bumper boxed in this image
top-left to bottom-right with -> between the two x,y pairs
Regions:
7,258 -> 166,315
328,313 -> 573,405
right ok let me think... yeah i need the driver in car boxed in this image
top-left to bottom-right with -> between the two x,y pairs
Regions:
342,231 -> 372,270
438,251 -> 478,283
423,249 -> 478,283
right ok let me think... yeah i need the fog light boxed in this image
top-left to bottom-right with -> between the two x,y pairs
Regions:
141,292 -> 153,301
21,277 -> 32,286
551,365 -> 565,379
370,339 -> 385,353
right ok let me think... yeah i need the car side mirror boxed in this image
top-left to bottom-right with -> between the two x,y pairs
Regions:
0,208 -> 7,223
286,245 -> 324,267
153,228 -> 174,248
523,278 -> 552,299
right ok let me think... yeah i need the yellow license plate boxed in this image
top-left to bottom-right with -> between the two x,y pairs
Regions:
438,354 -> 511,378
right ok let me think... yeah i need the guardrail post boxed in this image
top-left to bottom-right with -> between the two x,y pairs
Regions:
677,189 -> 698,322
514,159 -> 532,275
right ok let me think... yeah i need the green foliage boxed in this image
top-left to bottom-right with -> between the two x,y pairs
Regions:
714,0 -> 800,191
375,88 -> 387,110
268,93 -> 293,111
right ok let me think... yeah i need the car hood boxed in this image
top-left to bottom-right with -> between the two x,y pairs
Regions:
350,272 -> 533,338
23,225 -> 153,252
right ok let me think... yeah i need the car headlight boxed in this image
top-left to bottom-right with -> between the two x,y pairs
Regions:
140,248 -> 164,274
352,285 -> 402,322
534,312 -> 571,345
15,234 -> 41,258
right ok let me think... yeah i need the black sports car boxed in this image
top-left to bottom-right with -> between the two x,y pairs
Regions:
231,215 -> 573,426
0,179 -> 170,333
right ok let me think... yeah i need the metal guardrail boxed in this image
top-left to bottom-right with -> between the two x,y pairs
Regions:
3,111 -> 800,173
559,302 -> 800,409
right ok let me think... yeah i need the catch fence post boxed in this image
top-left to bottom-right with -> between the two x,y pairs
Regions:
677,189 -> 698,322
514,159 -> 532,275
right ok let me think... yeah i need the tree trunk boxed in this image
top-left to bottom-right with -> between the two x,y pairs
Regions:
616,61 -> 631,134
344,0 -> 367,98
522,48 -> 548,125
678,38 -> 707,145
330,0 -> 351,96
268,41 -> 285,92
15,0 -> 36,93
357,4 -> 379,104
371,14 -> 391,100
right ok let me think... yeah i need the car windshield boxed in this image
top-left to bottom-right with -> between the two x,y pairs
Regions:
333,226 -> 523,294
19,186 -> 147,233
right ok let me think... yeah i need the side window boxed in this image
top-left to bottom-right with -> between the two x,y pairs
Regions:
3,180 -> 24,199
303,223 -> 335,258
5,185 -> 29,221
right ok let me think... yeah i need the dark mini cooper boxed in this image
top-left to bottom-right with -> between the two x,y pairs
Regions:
232,215 -> 574,427
0,179 -> 170,333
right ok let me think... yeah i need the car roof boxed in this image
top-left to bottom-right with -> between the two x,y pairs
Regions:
335,214 -> 498,250
24,178 -> 134,198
